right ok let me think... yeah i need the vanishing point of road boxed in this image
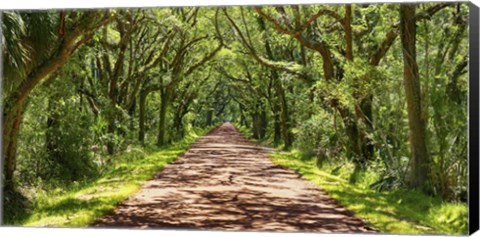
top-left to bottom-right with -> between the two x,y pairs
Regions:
93,123 -> 375,233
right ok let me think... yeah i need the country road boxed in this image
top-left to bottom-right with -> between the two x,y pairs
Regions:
93,123 -> 375,233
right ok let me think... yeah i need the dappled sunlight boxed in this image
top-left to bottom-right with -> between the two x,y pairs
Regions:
17,134 -> 205,227
269,150 -> 467,234
2,4 -> 469,235
93,123 -> 375,233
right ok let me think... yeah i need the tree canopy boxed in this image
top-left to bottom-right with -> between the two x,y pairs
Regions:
1,3 -> 469,229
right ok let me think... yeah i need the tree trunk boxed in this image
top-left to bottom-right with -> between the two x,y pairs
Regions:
206,110 -> 213,126
262,28 -> 292,147
400,4 -> 430,190
106,116 -> 116,155
173,99 -> 189,141
275,82 -> 293,149
345,4 -> 373,164
273,109 -> 281,145
343,4 -> 366,164
138,90 -> 148,144
251,103 -> 267,140
2,103 -> 24,191
106,80 -> 119,155
128,99 -> 136,138
268,94 -> 282,145
251,113 -> 259,139
344,4 -> 354,61
173,112 -> 181,140
259,105 -> 267,139
239,103 -> 247,127
337,107 -> 361,162
359,95 -> 374,160
157,86 -> 172,146
172,111 -> 185,141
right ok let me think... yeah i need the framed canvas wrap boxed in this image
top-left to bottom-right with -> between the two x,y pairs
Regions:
0,0 -> 478,236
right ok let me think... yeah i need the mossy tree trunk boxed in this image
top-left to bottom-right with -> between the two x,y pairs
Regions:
400,4 -> 430,190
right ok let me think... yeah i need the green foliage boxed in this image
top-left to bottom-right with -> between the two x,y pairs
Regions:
1,12 -> 29,83
293,112 -> 342,163
16,70 -> 99,187
2,3 -> 469,234
4,127 -> 211,226
269,150 -> 468,235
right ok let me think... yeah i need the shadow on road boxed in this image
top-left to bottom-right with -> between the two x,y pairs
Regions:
93,123 -> 376,233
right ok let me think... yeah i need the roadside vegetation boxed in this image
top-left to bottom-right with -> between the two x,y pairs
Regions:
2,3 -> 468,234
269,150 -> 468,235
237,124 -> 468,235
4,127 -> 212,226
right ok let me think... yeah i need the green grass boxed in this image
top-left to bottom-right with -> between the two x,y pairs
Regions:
269,149 -> 468,235
9,127 -> 212,227
11,124 -> 467,234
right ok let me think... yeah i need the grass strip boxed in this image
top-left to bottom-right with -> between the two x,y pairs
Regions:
14,127 -> 213,227
269,150 -> 468,235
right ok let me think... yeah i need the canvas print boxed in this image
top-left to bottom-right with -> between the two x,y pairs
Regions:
0,2 -> 472,235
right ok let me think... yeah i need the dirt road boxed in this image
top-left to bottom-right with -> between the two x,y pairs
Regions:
93,123 -> 375,233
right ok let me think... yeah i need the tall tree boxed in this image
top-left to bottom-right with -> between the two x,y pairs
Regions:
399,4 -> 430,190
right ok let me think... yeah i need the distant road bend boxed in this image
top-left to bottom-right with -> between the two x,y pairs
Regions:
93,123 -> 375,233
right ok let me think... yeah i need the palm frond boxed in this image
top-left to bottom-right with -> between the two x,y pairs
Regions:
2,11 -> 30,90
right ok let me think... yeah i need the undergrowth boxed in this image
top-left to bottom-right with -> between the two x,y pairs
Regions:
3,126 -> 213,227
269,149 -> 468,235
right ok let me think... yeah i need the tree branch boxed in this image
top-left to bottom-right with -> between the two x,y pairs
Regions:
369,3 -> 451,66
